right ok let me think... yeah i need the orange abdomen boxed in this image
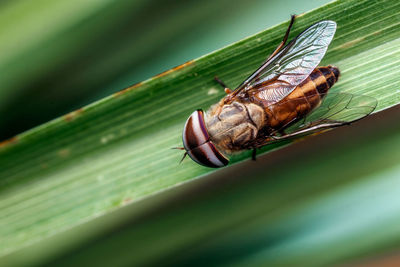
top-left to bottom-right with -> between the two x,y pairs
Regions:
266,66 -> 340,130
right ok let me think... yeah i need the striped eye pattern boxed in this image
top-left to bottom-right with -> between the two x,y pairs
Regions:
182,110 -> 229,168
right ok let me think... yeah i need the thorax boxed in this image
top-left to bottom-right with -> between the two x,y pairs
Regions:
205,101 -> 265,153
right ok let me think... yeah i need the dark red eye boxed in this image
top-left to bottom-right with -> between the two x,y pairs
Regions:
182,110 -> 229,168
187,141 -> 229,168
182,110 -> 209,151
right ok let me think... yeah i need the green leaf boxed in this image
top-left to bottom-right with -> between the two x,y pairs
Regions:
1,0 -> 400,265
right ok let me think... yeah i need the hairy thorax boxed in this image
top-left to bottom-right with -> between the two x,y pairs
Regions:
205,101 -> 265,153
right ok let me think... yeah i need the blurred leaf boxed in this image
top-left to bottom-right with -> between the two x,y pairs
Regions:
1,0 -> 400,266
0,0 -> 233,138
0,0 -> 330,139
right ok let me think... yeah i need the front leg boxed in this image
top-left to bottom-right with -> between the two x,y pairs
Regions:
214,76 -> 232,94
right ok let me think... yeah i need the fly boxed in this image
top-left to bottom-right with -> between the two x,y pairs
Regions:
179,16 -> 377,168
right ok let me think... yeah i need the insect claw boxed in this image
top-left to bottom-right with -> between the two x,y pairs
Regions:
179,152 -> 188,164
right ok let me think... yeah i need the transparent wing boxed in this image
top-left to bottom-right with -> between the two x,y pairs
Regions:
259,92 -> 377,146
235,20 -> 336,104
288,92 -> 377,131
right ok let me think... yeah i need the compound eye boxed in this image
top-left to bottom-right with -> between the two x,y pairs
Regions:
187,141 -> 229,168
182,110 -> 209,151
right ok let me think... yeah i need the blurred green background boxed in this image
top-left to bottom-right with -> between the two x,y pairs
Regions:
2,0 -> 400,266
0,0 -> 330,140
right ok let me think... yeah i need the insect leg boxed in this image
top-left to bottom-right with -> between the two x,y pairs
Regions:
275,119 -> 349,141
265,15 -> 296,61
214,76 -> 232,94
179,152 -> 188,164
252,148 -> 257,161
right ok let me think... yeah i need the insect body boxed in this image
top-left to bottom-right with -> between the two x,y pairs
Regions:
206,65 -> 340,155
181,16 -> 376,168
